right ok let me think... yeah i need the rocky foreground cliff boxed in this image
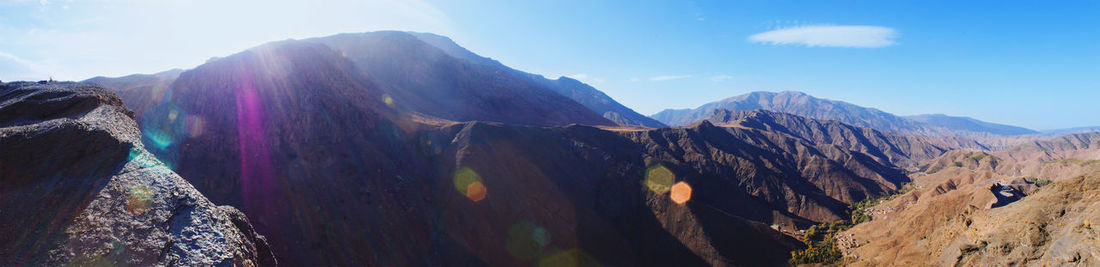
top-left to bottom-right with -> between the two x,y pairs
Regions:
0,82 -> 275,266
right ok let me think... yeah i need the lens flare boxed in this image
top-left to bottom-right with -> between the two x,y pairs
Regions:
506,221 -> 551,260
125,184 -> 154,216
68,240 -> 134,266
235,69 -> 278,216
140,100 -> 197,170
454,167 -> 487,202
670,181 -> 692,204
185,115 -> 205,137
537,248 -> 602,267
382,94 -> 395,107
143,128 -> 175,150
128,147 -> 168,170
644,164 -> 675,194
466,181 -> 487,202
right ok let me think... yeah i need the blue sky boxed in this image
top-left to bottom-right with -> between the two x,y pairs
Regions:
1,0 -> 1097,130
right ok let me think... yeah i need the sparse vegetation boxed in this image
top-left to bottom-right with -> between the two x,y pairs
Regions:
1042,158 -> 1100,167
966,152 -> 988,162
923,164 -> 945,174
790,183 -> 913,265
790,221 -> 849,265
1025,177 -> 1052,187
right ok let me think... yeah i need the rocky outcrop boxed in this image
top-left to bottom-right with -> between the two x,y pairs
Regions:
0,82 -> 274,266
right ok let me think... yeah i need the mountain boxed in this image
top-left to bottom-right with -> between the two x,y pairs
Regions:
653,91 -> 917,130
310,31 -> 665,128
708,109 -> 991,166
534,76 -> 667,128
304,31 -> 615,127
0,81 -> 275,266
1041,126 -> 1100,136
85,69 -> 182,116
402,32 -> 666,128
652,91 -> 1038,137
83,34 -> 916,265
904,113 -> 1037,136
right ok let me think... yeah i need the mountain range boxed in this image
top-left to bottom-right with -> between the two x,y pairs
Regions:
8,30 -> 1095,265
80,32 -> 917,265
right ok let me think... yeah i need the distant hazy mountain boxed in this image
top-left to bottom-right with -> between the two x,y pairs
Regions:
85,69 -> 182,116
904,113 -> 1037,136
1040,126 -> 1100,136
652,91 -> 1038,137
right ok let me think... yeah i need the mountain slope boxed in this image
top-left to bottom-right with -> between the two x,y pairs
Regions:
652,91 -> 1037,137
0,82 -> 274,266
403,32 -> 666,128
307,31 -> 617,127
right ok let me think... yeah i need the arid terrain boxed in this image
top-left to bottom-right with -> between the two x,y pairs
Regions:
3,28 -> 1098,266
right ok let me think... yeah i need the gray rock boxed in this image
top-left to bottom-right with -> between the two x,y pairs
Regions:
0,82 -> 275,266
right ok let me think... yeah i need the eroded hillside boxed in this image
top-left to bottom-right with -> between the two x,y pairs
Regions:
839,132 -> 1100,266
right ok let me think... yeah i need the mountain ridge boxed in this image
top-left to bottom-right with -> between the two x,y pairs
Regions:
707,109 -> 992,166
404,31 -> 667,128
652,91 -> 1038,137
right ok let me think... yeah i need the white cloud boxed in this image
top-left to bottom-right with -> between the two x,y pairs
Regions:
566,73 -> 588,80
748,25 -> 898,48
0,50 -> 47,80
710,74 -> 733,82
649,75 -> 692,81
629,77 -> 640,82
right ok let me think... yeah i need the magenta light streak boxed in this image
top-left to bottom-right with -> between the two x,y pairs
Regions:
235,67 -> 277,215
